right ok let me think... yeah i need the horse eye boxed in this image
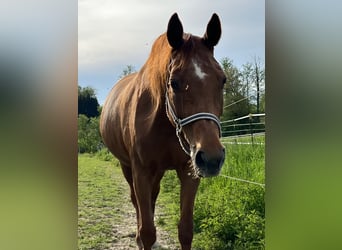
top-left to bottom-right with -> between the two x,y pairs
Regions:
170,79 -> 180,91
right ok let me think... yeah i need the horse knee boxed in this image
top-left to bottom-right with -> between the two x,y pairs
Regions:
139,225 -> 156,249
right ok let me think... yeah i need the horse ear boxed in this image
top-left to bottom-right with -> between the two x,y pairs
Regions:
167,13 -> 184,49
203,13 -> 221,47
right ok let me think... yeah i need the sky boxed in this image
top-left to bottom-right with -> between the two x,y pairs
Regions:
79,0 -> 265,105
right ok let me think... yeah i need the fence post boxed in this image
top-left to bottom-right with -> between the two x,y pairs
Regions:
249,113 -> 254,145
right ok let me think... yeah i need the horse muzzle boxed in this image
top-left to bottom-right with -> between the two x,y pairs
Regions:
193,147 -> 225,177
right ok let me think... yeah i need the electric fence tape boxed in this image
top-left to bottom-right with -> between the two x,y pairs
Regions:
219,174 -> 265,188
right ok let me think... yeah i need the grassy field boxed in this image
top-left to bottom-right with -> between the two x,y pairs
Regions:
78,154 -> 134,249
78,154 -> 178,250
78,134 -> 265,249
158,135 -> 265,249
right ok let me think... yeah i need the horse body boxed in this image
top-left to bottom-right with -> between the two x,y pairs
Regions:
101,61 -> 188,171
100,13 -> 225,250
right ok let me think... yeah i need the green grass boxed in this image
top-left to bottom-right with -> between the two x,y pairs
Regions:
78,154 -> 123,250
158,135 -> 265,249
79,135 -> 265,249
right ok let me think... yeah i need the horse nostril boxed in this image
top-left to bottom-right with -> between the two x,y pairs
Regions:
195,150 -> 207,168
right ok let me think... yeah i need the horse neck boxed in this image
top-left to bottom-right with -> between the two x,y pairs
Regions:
138,66 -> 169,121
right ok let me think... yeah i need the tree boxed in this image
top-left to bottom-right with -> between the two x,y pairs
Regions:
252,57 -> 265,114
241,62 -> 254,111
260,92 -> 265,113
119,65 -> 136,79
77,86 -> 103,153
78,86 -> 100,117
221,58 -> 249,121
240,57 -> 265,114
78,114 -> 102,153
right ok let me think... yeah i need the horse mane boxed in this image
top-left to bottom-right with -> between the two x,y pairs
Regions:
142,33 -> 194,117
142,34 -> 171,116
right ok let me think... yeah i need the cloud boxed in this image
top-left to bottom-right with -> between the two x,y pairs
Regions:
78,0 -> 264,104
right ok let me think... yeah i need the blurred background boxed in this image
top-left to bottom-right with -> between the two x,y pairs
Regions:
0,1 -> 77,249
0,0 -> 341,249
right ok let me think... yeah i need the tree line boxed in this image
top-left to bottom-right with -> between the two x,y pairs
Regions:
221,57 -> 265,119
220,57 -> 265,136
78,86 -> 102,153
78,58 -> 265,153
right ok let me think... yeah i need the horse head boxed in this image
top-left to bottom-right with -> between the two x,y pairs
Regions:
165,13 -> 226,177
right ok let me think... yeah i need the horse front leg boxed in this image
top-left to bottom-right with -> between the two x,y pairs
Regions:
132,169 -> 157,250
120,164 -> 143,249
177,169 -> 200,250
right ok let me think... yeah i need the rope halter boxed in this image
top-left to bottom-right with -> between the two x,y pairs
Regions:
165,91 -> 222,156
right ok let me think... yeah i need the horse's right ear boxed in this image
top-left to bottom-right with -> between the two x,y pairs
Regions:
167,13 -> 184,49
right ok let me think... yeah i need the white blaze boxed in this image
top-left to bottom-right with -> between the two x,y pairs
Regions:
193,60 -> 207,80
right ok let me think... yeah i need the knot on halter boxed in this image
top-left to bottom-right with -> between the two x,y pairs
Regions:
165,92 -> 222,156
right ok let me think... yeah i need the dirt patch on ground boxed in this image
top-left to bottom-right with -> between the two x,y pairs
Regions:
109,170 -> 179,250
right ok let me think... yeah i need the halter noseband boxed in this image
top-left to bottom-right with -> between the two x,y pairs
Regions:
165,91 -> 222,156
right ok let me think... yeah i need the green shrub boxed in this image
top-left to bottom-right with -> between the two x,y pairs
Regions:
95,148 -> 115,162
78,114 -> 102,153
193,184 -> 265,250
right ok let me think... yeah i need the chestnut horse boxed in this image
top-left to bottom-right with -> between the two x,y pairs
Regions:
100,13 -> 226,250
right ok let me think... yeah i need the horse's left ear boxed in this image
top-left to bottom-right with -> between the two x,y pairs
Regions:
203,13 -> 221,47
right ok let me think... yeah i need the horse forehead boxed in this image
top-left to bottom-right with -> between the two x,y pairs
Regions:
192,59 -> 207,80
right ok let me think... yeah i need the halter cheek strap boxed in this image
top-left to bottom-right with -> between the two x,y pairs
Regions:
165,92 -> 222,156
